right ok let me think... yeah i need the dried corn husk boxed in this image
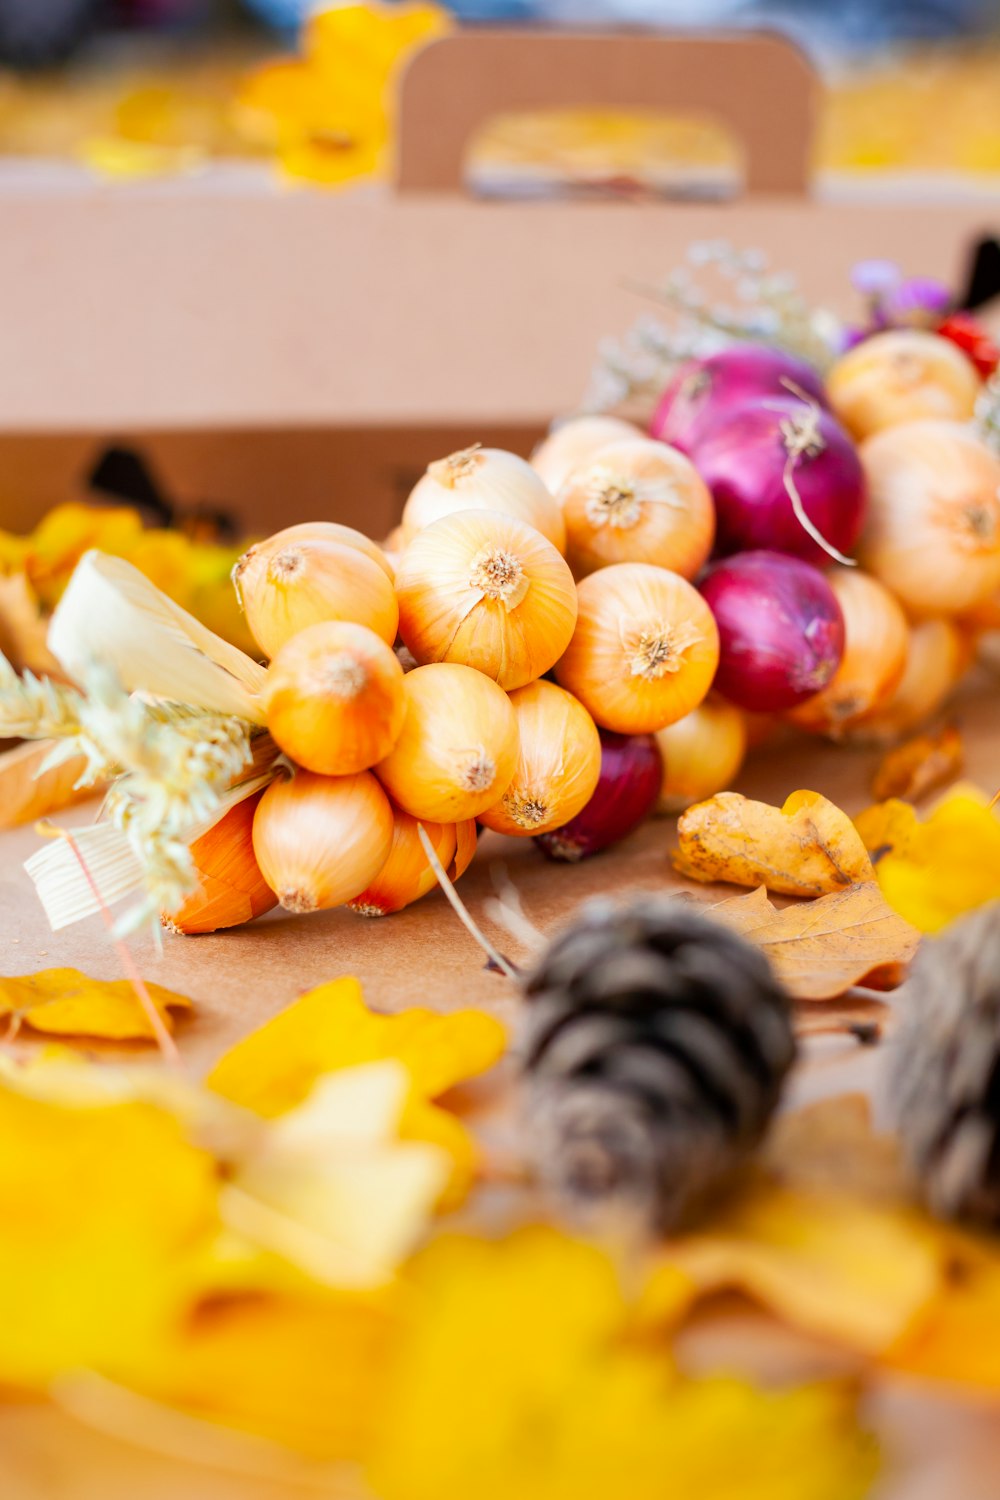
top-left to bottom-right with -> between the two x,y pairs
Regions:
25,776 -> 274,932
48,551 -> 267,724
0,740 -> 95,830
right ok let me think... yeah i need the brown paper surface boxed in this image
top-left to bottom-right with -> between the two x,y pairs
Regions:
0,678 -> 998,1495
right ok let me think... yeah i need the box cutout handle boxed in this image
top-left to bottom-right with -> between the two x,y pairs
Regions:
395,30 -> 817,198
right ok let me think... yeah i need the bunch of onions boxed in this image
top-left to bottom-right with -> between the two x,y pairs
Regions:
787,568 -> 909,735
401,445 -> 566,553
555,563 -> 719,734
164,790 -> 277,935
557,438 -> 715,580
478,680 -> 602,836
689,392 -> 866,567
828,329 -> 982,441
395,510 -> 577,690
535,729 -> 662,862
375,662 -> 520,822
654,698 -> 747,814
234,523 -> 398,659
859,420 -> 1000,616
252,769 -> 393,914
847,617 -> 974,744
530,414 -> 642,493
651,344 -> 829,455
349,810 -> 477,917
701,551 -> 845,713
263,621 -> 405,775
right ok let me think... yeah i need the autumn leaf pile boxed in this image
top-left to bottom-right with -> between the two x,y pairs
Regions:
0,972 -> 878,1497
0,869 -> 996,1500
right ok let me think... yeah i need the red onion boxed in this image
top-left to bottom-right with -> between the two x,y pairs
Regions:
535,730 -> 661,863
651,345 -> 829,456
691,396 -> 866,568
700,551 -> 845,713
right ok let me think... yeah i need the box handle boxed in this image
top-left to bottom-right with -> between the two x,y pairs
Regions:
395,29 -> 817,196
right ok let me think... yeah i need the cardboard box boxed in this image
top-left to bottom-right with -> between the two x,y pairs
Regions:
0,29 -> 996,534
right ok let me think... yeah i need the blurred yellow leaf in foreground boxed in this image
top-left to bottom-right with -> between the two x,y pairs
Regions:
0,1086 -> 218,1390
368,1226 -> 878,1500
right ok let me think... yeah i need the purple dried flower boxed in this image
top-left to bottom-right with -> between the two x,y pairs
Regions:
838,326 -> 870,353
851,259 -> 901,298
885,276 -> 952,326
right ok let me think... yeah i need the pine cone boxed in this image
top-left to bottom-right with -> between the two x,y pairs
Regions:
891,902 -> 1000,1227
520,898 -> 796,1233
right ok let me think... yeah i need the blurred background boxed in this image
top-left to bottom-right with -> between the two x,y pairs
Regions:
0,0 -> 999,194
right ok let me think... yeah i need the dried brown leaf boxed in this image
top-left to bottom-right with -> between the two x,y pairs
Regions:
709,883 -> 920,1000
793,994 -> 892,1045
871,724 -> 964,804
675,790 -> 875,897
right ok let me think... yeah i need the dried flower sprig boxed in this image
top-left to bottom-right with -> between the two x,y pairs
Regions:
974,372 -> 1000,458
4,656 -> 264,934
0,655 -> 86,743
583,241 -> 841,419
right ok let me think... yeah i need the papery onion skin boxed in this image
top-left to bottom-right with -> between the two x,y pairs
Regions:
264,620 -> 405,776
535,729 -> 662,862
531,415 -> 642,494
786,568 -> 909,735
858,420 -> 1000,617
395,510 -> 578,691
234,531 -> 399,660
555,562 -> 720,734
701,550 -> 845,713
651,344 -> 829,456
654,698 -> 747,814
402,446 -> 566,553
478,680 -> 602,836
375,662 -> 520,823
164,791 -> 277,935
828,329 -> 982,442
348,809 -> 469,917
558,438 -> 715,580
689,397 -> 866,568
846,617 -> 974,745
237,521 -> 394,582
252,769 -> 394,914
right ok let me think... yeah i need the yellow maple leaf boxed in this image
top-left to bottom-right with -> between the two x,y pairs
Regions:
0,967 -> 190,1042
368,1226 -> 878,1500
0,1084 -> 218,1389
709,883 -> 920,1000
206,976 -> 506,1208
856,787 -> 1000,933
675,789 -> 874,897
236,1 -> 450,185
